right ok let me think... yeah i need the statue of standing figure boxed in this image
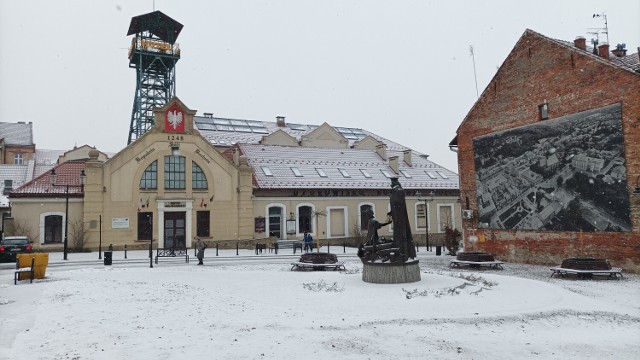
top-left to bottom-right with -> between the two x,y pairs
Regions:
390,177 -> 416,261
358,177 -> 417,263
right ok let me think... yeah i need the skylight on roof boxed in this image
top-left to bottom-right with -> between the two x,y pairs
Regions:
426,171 -> 437,179
360,169 -> 372,178
213,119 -> 231,125
338,168 -> 350,178
288,124 -> 308,131
250,127 -> 269,134
437,171 -> 449,179
381,170 -> 393,178
400,170 -> 412,178
291,167 -> 303,177
216,125 -> 233,131
316,168 -> 328,177
262,166 -> 273,177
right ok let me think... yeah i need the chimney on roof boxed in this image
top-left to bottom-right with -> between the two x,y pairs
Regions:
598,43 -> 610,60
232,147 -> 239,166
375,143 -> 387,160
389,156 -> 399,174
403,149 -> 412,166
611,43 -> 627,57
574,36 -> 587,51
276,116 -> 286,127
203,112 -> 213,118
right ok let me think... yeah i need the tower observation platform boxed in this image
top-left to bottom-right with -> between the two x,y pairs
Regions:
127,11 -> 183,144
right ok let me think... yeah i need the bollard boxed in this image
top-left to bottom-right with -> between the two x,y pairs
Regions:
343,240 -> 346,253
216,242 -> 219,256
124,244 -> 128,259
236,243 -> 239,256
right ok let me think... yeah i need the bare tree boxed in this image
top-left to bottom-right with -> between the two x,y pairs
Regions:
12,220 -> 40,243
69,219 -> 90,252
349,216 -> 366,246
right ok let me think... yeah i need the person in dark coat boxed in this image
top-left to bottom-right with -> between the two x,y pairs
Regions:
196,237 -> 207,265
303,230 -> 313,252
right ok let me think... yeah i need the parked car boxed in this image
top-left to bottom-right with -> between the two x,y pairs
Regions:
0,236 -> 33,262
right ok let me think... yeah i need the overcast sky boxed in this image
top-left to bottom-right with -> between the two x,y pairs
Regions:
1,0 -> 638,172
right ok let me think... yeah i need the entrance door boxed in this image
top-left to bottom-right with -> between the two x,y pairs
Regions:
164,212 -> 186,248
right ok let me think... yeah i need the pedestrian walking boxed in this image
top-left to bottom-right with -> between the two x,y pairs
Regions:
303,230 -> 313,253
196,237 -> 207,265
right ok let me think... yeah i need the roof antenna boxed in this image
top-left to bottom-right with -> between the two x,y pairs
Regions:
590,12 -> 609,45
469,45 -> 479,99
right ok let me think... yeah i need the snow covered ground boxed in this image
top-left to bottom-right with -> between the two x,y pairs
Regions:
1,249 -> 638,360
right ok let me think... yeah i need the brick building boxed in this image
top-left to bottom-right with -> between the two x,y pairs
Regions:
451,29 -> 640,272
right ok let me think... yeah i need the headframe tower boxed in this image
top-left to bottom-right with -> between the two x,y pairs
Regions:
127,11 -> 183,144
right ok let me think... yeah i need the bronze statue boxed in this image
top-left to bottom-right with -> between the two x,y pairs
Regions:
358,178 -> 417,263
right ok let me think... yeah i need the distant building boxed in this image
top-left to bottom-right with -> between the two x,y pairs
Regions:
450,29 -> 640,272
8,98 -> 460,251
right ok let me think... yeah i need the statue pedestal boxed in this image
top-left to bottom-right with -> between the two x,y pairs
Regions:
362,260 -> 421,284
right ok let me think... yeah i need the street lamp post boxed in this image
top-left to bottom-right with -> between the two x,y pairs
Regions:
417,190 -> 436,252
50,168 -> 86,261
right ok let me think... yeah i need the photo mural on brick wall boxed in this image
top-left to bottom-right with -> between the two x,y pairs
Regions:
473,103 -> 631,232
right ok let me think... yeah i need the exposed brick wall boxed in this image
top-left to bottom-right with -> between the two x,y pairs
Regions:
457,30 -> 640,273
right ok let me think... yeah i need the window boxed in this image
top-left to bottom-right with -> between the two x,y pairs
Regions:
262,166 -> 273,177
360,204 -> 373,230
338,168 -> 350,178
197,211 -> 210,237
3,179 -> 12,195
164,156 -> 186,189
316,168 -> 327,177
417,203 -> 427,229
291,167 -> 303,177
140,161 -> 158,189
192,162 -> 208,189
539,102 -> 549,120
425,171 -> 437,179
438,204 -> 454,233
360,169 -> 372,178
298,205 -> 313,233
137,212 -> 153,240
381,169 -> 393,178
14,153 -> 23,165
400,170 -> 412,178
437,171 -> 449,179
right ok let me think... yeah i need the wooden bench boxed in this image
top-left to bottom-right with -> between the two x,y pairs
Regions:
14,257 -> 35,285
155,247 -> 190,264
291,253 -> 345,271
449,251 -> 504,269
550,257 -> 622,279
272,240 -> 303,254
550,266 -> 623,279
449,259 -> 504,269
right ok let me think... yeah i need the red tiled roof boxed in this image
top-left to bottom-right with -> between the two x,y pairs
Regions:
9,161 -> 85,198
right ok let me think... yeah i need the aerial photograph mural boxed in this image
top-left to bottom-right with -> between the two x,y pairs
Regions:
473,103 -> 631,232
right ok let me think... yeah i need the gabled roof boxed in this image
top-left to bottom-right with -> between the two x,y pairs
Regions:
455,29 -> 640,134
194,116 -> 409,152
10,161 -> 85,198
0,122 -> 33,146
238,143 -> 458,190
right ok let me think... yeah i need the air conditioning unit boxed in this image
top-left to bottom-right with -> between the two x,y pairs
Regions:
462,210 -> 474,219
